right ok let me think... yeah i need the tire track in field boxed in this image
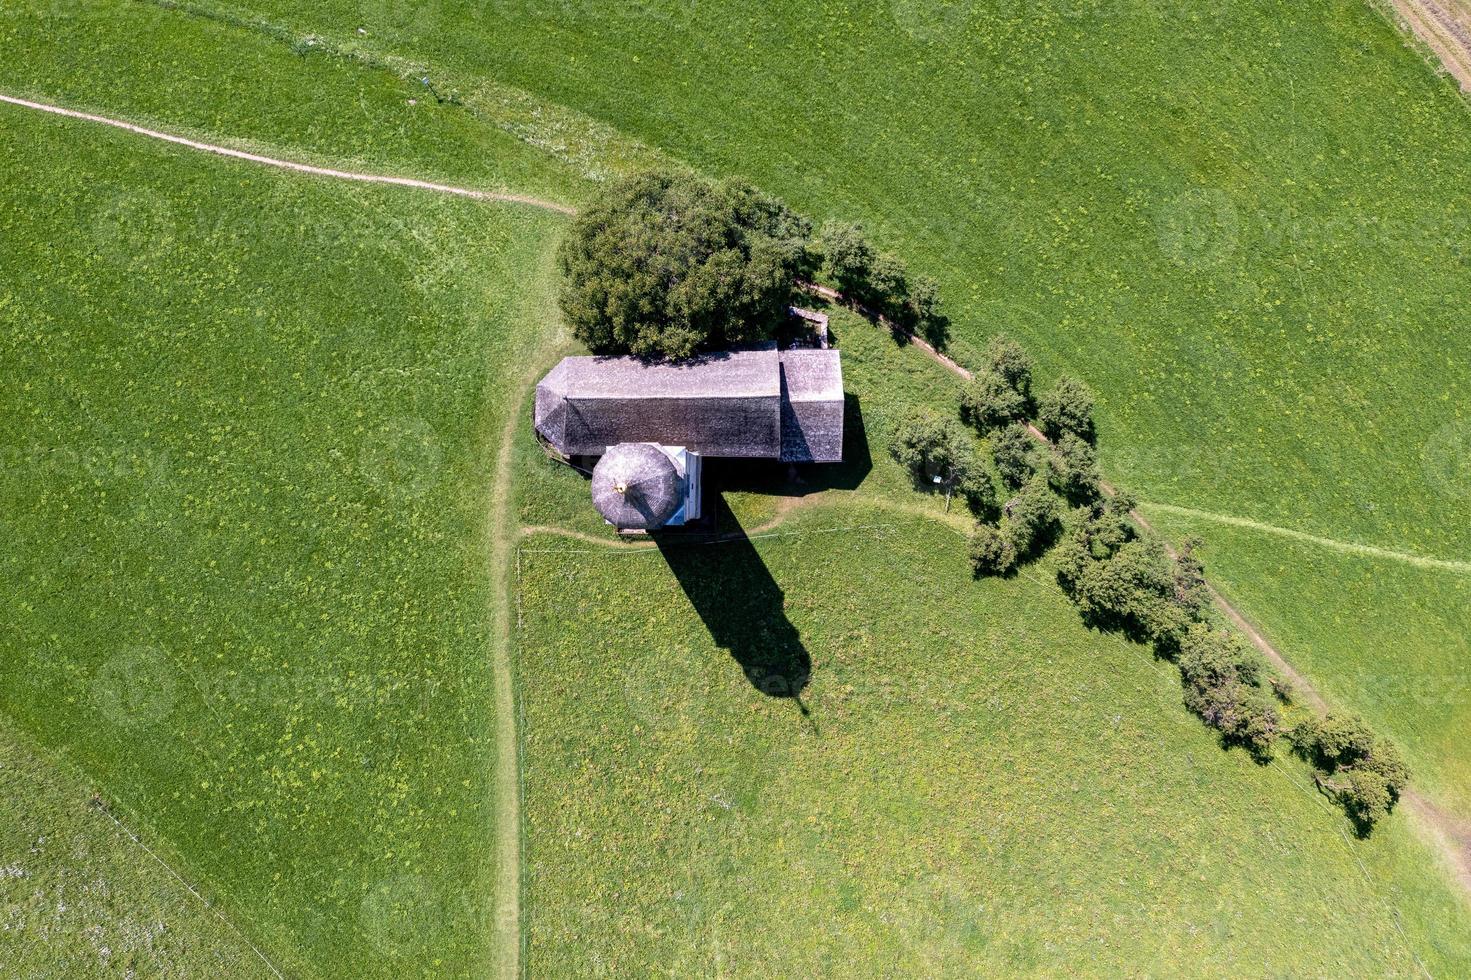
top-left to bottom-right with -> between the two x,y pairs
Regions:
1138,502 -> 1471,576
815,282 -> 1471,903
0,93 -> 578,215
486,332 -> 575,980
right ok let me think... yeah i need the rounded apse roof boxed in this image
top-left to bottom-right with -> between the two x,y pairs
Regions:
590,443 -> 682,530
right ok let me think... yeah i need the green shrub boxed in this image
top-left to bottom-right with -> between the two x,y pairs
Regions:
1057,499 -> 1211,652
1177,624 -> 1280,758
981,335 -> 1034,401
817,219 -> 874,297
1291,714 -> 1410,829
959,465 -> 999,518
868,251 -> 909,314
1038,375 -> 1096,441
992,422 -> 1039,489
1048,432 -> 1101,502
888,408 -> 977,499
968,523 -> 1017,576
960,371 -> 1027,434
1000,477 -> 1060,560
559,170 -> 812,360
1060,533 -> 1186,643
1171,537 -> 1213,621
906,274 -> 947,347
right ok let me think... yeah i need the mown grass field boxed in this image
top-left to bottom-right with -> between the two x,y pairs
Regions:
0,719 -> 271,976
513,320 -> 1471,976
0,0 -> 662,205
3,0 -> 1471,974
221,0 -> 1471,553
0,95 -> 568,973
1143,507 -> 1471,819
212,0 -> 1471,835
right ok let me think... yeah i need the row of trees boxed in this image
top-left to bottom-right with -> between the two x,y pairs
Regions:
886,332 -> 1409,830
1057,497 -> 1283,760
816,221 -> 947,346
558,170 -> 951,360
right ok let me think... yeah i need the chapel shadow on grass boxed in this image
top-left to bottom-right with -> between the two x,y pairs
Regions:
654,506 -> 811,709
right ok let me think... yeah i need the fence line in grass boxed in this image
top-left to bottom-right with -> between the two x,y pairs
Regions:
89,797 -> 286,980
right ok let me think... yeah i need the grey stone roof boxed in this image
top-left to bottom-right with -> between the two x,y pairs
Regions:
779,349 -> 843,463
535,343 -> 843,462
590,443 -> 683,529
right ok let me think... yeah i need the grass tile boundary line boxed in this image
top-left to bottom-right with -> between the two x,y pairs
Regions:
88,799 -> 287,979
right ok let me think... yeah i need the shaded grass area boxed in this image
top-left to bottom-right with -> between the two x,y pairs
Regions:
0,110 -> 566,976
0,718 -> 271,978
1143,507 -> 1471,822
513,317 -> 1471,974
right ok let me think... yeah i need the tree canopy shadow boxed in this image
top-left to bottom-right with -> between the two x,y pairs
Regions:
654,507 -> 811,707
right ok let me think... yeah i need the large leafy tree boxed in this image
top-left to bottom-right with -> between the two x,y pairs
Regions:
558,170 -> 812,360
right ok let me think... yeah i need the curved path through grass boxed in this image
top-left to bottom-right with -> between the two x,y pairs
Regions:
1141,502 -> 1471,577
0,92 -> 577,215
5,85 -> 1467,972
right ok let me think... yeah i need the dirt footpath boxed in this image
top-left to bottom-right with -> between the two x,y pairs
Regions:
1388,0 -> 1471,90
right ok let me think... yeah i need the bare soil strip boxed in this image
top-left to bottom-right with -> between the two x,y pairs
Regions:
1386,0 -> 1471,90
0,93 -> 577,214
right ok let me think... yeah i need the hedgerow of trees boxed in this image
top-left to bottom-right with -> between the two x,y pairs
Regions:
815,220 -> 948,347
893,331 -> 1407,829
558,170 -> 814,360
887,409 -> 996,515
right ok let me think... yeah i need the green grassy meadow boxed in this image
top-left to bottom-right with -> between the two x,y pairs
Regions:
516,510 -> 1471,976
214,0 -> 1471,838
512,321 -> 1471,976
3,0 -> 1471,974
0,719 -> 270,977
0,100 -> 567,975
219,0 -> 1471,551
